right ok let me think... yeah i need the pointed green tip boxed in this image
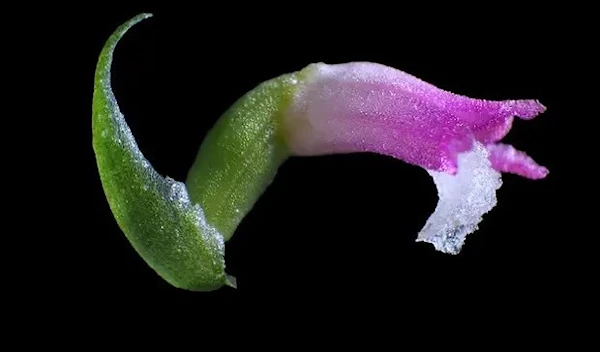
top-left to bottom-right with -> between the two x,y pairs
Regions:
114,13 -> 154,36
137,13 -> 153,20
121,13 -> 153,33
226,274 -> 237,289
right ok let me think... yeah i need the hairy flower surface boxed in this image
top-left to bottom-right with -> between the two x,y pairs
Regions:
283,62 -> 548,253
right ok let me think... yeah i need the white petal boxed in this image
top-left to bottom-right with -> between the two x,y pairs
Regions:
416,142 -> 503,254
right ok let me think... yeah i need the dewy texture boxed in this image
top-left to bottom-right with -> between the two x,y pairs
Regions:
185,72 -> 299,240
94,14 -> 549,291
285,62 -> 548,253
92,14 -> 234,290
417,143 -> 502,254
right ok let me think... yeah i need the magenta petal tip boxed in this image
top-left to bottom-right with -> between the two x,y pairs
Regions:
499,99 -> 547,120
487,143 -> 549,180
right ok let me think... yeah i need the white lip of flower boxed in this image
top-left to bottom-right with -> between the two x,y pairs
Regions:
417,142 -> 502,254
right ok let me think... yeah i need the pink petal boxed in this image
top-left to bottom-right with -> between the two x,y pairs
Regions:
486,143 -> 549,179
285,62 -> 547,177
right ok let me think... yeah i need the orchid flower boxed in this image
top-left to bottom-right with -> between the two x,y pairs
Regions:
93,14 -> 548,291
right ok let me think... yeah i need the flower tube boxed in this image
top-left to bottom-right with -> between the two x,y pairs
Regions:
282,62 -> 548,253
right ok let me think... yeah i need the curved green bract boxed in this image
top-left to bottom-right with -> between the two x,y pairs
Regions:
92,14 -> 226,291
93,14 -> 302,291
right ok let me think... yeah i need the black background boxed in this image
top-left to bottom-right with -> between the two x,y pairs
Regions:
54,4 -> 583,319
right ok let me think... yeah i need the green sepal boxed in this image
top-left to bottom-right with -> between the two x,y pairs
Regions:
92,14 -> 229,291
